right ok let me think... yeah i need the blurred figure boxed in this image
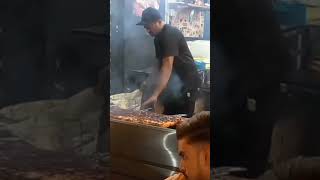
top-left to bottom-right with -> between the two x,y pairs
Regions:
213,0 -> 291,175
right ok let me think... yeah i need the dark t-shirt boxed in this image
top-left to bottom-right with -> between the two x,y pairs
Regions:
154,24 -> 201,91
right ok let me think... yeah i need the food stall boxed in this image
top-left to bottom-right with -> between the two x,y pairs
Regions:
110,0 -> 210,179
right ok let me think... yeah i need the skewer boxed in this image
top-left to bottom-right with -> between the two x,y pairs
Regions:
110,106 -> 185,128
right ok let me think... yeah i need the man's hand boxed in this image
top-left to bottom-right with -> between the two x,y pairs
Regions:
164,173 -> 186,180
141,95 -> 158,109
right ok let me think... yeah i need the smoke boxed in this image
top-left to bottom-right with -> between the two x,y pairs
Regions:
165,71 -> 184,99
147,70 -> 184,102
110,0 -> 125,94
111,0 -> 158,93
110,1 -> 184,100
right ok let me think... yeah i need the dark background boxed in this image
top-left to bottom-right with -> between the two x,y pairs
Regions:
0,0 -> 107,108
213,0 -> 320,177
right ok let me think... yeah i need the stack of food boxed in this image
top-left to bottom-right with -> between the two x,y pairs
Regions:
110,89 -> 142,110
110,106 -> 184,128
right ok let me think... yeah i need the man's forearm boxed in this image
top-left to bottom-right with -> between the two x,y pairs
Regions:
153,66 -> 171,97
152,57 -> 173,97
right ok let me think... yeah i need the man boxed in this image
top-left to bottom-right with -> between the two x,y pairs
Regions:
165,111 -> 211,180
137,7 -> 201,117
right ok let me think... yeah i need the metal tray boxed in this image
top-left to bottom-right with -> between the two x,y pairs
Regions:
111,119 -> 180,180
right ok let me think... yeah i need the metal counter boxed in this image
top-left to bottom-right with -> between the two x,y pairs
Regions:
111,119 -> 180,180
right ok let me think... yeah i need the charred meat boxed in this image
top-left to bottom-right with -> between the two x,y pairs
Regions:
110,106 -> 184,128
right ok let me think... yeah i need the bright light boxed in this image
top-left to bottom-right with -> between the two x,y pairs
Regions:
162,131 -> 178,176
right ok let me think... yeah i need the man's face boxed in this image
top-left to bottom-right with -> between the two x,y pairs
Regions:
144,21 -> 161,37
178,138 -> 210,180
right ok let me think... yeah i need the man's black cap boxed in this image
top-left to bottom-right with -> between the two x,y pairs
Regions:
136,7 -> 162,26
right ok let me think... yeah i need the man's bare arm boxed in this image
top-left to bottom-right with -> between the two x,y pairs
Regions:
141,56 -> 174,108
152,56 -> 174,97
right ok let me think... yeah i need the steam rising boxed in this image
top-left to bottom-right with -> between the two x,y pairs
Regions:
111,0 -> 158,93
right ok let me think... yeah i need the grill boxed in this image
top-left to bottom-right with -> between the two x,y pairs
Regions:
110,106 -> 184,179
110,106 -> 184,128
